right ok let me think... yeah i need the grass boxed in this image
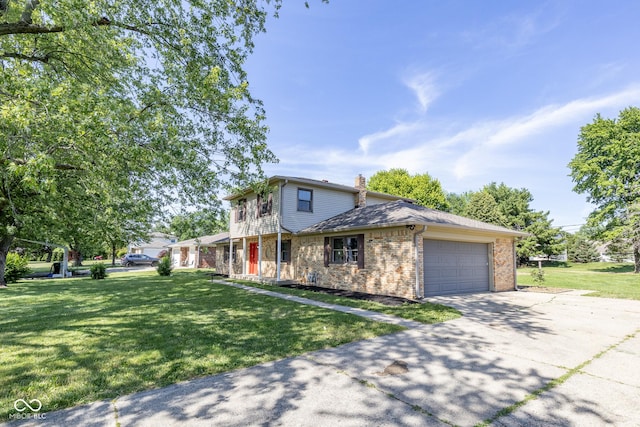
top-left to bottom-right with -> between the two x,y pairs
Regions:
235,280 -> 462,324
517,262 -> 640,300
0,271 -> 405,419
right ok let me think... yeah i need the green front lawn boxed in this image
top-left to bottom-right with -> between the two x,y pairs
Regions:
517,262 -> 640,300
240,280 -> 462,324
0,271 -> 404,419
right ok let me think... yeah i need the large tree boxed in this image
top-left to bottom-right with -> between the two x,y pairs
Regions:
367,168 -> 449,210
569,107 -> 640,273
452,183 -> 564,264
159,208 -> 229,242
0,0 -> 281,285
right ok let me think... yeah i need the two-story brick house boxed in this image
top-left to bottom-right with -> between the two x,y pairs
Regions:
221,175 -> 527,299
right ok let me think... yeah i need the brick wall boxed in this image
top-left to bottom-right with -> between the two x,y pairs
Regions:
493,238 -> 516,291
198,246 -> 216,268
294,227 -> 418,299
230,231 -> 517,299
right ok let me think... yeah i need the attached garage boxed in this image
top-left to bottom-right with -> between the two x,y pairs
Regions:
424,239 -> 490,296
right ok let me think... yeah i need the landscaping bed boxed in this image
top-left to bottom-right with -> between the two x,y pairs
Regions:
278,283 -> 419,306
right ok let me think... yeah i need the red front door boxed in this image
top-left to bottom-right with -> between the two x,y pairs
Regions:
249,242 -> 258,275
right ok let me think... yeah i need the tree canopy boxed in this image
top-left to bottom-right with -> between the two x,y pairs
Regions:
367,168 -> 449,210
159,209 -> 229,242
0,0 -> 281,285
449,183 -> 564,264
568,106 -> 640,273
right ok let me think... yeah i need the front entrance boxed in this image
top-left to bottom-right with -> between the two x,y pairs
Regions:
249,242 -> 258,275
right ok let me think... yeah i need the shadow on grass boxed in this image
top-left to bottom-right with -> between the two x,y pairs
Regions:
0,271 -> 402,419
587,264 -> 635,274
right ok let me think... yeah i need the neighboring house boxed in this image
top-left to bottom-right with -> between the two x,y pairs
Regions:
168,232 -> 229,268
128,232 -> 177,258
222,175 -> 528,299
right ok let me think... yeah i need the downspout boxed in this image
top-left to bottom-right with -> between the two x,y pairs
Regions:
413,225 -> 426,299
514,239 -> 520,291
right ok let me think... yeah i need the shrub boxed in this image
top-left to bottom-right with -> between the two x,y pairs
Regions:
90,263 -> 107,280
157,256 -> 172,276
4,253 -> 31,283
530,268 -> 545,285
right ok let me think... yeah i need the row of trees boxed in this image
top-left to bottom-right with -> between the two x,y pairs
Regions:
366,103 -> 640,274
367,169 -> 564,265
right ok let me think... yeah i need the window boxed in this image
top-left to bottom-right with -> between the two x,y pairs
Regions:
257,193 -> 272,217
297,188 -> 313,212
236,199 -> 247,222
223,245 -> 237,263
324,234 -> 364,269
279,239 -> 291,263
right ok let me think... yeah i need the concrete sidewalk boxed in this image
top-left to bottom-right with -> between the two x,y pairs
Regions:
5,289 -> 640,426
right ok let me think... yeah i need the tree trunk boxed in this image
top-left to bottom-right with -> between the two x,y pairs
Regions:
634,242 -> 640,274
0,234 -> 15,287
111,242 -> 117,267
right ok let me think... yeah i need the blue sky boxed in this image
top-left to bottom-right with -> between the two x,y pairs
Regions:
244,1 -> 640,231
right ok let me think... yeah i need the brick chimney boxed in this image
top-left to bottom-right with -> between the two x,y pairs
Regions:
355,174 -> 367,208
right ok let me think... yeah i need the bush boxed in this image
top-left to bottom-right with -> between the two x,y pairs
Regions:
156,256 -> 172,276
530,268 -> 545,285
4,253 -> 31,283
90,263 -> 107,280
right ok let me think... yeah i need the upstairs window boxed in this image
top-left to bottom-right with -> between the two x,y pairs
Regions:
257,192 -> 273,217
297,188 -> 313,212
236,199 -> 247,222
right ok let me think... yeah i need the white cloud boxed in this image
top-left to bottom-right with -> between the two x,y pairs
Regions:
462,6 -> 563,51
404,71 -> 440,113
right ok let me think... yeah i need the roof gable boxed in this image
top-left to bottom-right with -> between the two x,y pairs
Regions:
168,232 -> 230,247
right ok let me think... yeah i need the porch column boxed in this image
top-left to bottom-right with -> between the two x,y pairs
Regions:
242,237 -> 247,275
258,234 -> 262,279
276,230 -> 282,281
228,239 -> 233,276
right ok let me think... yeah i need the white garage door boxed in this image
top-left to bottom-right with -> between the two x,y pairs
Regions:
423,239 -> 490,296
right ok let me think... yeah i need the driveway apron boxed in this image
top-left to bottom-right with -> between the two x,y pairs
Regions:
5,290 -> 640,427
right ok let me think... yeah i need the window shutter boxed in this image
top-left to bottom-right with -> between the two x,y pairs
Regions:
267,192 -> 273,215
324,237 -> 330,267
256,195 -> 261,218
357,234 -> 365,269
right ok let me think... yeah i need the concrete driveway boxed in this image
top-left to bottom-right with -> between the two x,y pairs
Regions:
6,290 -> 640,426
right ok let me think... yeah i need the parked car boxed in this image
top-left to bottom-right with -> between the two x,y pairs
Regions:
121,253 -> 160,267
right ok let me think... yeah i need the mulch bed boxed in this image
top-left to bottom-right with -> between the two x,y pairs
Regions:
277,283 -> 418,307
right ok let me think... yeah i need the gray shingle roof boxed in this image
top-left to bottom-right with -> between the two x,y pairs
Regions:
168,232 -> 229,248
224,175 -> 412,202
299,200 -> 528,237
